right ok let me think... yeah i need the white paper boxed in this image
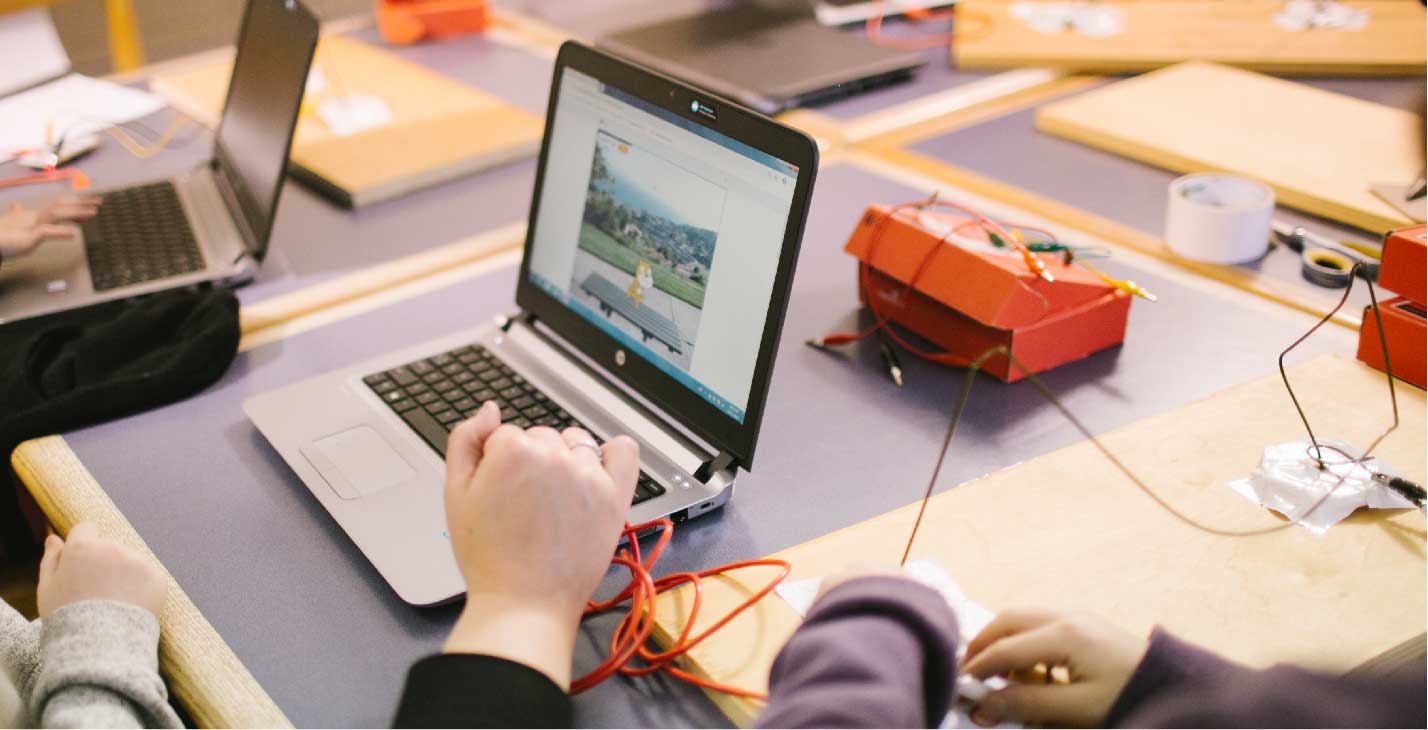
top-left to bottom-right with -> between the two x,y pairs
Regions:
776,560 -> 1019,729
0,74 -> 165,162
1227,439 -> 1414,534
0,10 -> 70,97
316,94 -> 393,137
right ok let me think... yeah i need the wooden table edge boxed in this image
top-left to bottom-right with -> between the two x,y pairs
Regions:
12,436 -> 292,729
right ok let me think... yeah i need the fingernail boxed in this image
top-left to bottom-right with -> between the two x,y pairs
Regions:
480,401 -> 497,414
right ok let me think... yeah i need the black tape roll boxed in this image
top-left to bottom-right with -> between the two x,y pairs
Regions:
1301,248 -> 1354,288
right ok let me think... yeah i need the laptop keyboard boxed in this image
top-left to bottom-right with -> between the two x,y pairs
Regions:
84,181 -> 206,292
362,343 -> 669,505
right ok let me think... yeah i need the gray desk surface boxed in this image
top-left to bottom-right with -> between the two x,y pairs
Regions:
59,161 -> 1342,727
0,31 -> 550,306
906,76 -> 1425,314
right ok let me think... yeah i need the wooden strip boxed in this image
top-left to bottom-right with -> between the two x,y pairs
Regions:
853,146 -> 1362,329
855,75 -> 1101,149
653,354 -> 1427,727
238,221 -> 525,341
844,68 -> 1065,144
11,437 -> 291,729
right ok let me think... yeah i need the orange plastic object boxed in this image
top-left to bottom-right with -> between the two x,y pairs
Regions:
1377,225 -> 1426,306
844,205 -> 1130,382
1357,296 -> 1426,389
375,0 -> 489,46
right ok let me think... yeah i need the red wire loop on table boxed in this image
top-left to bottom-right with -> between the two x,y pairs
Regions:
572,518 -> 791,698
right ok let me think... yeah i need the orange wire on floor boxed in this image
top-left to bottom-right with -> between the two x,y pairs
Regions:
865,0 -> 996,50
572,518 -> 791,698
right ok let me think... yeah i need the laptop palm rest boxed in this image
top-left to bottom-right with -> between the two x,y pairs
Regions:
301,426 -> 414,500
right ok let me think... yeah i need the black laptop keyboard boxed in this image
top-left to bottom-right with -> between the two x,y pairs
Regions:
84,181 -> 206,292
362,343 -> 669,505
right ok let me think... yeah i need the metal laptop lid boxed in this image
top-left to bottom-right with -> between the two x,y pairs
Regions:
515,42 -> 818,471
211,0 -> 318,261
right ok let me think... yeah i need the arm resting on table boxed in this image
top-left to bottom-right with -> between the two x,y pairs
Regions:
758,576 -> 959,729
1109,628 -> 1427,728
393,653 -> 572,728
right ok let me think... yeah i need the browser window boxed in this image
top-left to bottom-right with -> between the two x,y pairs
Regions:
528,68 -> 799,423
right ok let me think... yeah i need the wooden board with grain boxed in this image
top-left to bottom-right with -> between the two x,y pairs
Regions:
149,35 -> 542,208
953,0 -> 1427,76
1035,61 -> 1423,233
652,354 -> 1427,727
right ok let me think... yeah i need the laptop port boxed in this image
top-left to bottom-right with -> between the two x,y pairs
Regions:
670,509 -> 689,524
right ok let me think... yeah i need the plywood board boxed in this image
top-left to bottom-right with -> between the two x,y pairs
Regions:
1035,61 -> 1422,233
953,0 -> 1427,76
150,35 -> 542,207
652,353 -> 1427,726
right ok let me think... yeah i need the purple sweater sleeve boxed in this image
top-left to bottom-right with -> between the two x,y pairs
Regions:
1108,628 -> 1427,728
756,576 -> 959,729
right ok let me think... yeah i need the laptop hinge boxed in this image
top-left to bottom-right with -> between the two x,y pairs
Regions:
694,451 -> 736,484
499,310 -> 535,333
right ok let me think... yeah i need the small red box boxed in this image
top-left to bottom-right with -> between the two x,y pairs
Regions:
1357,296 -> 1426,389
1378,225 -> 1426,306
376,0 -> 489,46
844,205 -> 1131,383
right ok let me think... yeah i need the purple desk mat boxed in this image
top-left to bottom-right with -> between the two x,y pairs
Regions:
0,32 -> 550,306
497,0 -> 996,120
907,76 -> 1424,315
60,162 -> 1342,727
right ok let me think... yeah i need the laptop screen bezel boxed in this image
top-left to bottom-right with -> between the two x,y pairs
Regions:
516,41 -> 818,470
211,0 -> 318,261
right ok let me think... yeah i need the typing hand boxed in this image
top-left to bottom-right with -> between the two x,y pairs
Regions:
441,401 -> 639,690
0,197 -> 101,259
36,521 -> 167,620
962,610 -> 1148,727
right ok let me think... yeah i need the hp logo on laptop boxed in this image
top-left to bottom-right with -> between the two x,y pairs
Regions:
615,349 -> 627,366
690,100 -> 700,113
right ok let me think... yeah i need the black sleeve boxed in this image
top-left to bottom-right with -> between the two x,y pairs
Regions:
392,653 -> 573,728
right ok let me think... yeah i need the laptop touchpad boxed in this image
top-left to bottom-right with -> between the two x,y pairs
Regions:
304,426 -> 414,499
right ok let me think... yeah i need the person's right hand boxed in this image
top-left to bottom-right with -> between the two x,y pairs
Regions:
441,401 -> 640,690
963,610 -> 1149,727
0,197 -> 102,259
36,521 -> 167,620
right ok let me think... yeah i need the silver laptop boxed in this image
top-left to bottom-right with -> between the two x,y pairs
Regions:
245,41 -> 819,606
0,0 -> 317,325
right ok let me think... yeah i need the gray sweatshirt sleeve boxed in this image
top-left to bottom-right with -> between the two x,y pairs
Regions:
0,599 -> 40,727
31,600 -> 182,729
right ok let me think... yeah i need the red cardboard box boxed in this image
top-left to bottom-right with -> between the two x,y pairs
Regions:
1378,225 -> 1426,305
1357,296 -> 1426,389
844,205 -> 1131,383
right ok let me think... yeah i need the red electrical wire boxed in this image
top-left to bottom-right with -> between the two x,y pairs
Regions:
572,518 -> 791,698
864,0 -> 996,50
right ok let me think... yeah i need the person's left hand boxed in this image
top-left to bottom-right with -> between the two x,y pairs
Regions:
0,196 -> 102,260
36,522 -> 167,620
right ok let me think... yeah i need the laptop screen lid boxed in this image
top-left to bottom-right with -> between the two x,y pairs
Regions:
517,42 -> 818,471
212,0 -> 318,261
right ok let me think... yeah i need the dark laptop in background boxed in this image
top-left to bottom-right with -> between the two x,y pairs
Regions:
0,0 -> 317,325
599,1 -> 926,115
245,41 -> 818,606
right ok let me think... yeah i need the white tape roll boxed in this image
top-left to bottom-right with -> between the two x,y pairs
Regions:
1164,174 -> 1275,264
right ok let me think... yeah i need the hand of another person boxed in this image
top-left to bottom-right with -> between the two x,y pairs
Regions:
36,521 -> 167,620
441,401 -> 640,690
962,610 -> 1149,727
0,197 -> 101,260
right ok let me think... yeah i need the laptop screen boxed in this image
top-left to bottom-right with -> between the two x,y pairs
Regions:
526,68 -> 800,424
212,0 -> 317,257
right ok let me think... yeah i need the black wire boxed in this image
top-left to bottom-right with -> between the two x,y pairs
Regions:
900,270 -> 1403,560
